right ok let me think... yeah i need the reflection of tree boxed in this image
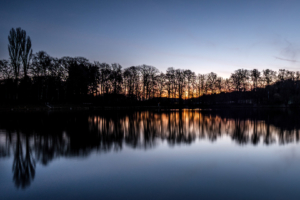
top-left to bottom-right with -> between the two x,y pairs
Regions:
22,136 -> 36,187
12,132 -> 35,189
0,109 -> 300,189
264,121 -> 273,145
231,119 -> 249,144
34,134 -> 66,165
251,119 -> 259,145
142,111 -> 158,148
12,131 -> 24,188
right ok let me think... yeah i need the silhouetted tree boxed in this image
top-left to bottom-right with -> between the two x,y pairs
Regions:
98,62 -> 112,94
8,28 -> 23,80
20,31 -> 32,78
231,69 -> 249,92
156,72 -> 166,98
0,59 -> 13,79
175,69 -> 186,102
206,72 -> 217,94
166,67 -> 175,99
250,69 -> 260,91
263,69 -> 277,86
110,63 -> 123,94
66,57 -> 90,99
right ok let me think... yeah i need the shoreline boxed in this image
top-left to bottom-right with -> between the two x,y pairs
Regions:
0,104 -> 296,112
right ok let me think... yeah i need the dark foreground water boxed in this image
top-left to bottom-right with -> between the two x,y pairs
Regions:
1,109 -> 300,200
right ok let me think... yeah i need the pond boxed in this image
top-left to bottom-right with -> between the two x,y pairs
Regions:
1,109 -> 300,200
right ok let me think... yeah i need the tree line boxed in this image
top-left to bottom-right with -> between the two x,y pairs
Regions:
1,27 -> 300,106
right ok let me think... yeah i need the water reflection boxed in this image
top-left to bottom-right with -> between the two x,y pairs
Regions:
0,109 -> 300,188
12,132 -> 35,188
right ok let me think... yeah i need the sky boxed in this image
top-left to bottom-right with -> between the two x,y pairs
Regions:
1,0 -> 300,78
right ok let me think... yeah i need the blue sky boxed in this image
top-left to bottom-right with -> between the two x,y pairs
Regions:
1,0 -> 300,77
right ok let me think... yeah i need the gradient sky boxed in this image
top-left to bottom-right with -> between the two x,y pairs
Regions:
1,0 -> 300,77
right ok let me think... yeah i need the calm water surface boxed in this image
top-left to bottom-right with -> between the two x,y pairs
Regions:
1,109 -> 300,200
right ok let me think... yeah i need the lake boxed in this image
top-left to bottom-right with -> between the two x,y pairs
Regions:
1,109 -> 300,200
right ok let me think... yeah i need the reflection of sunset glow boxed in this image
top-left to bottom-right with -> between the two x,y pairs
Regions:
87,110 -> 298,145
